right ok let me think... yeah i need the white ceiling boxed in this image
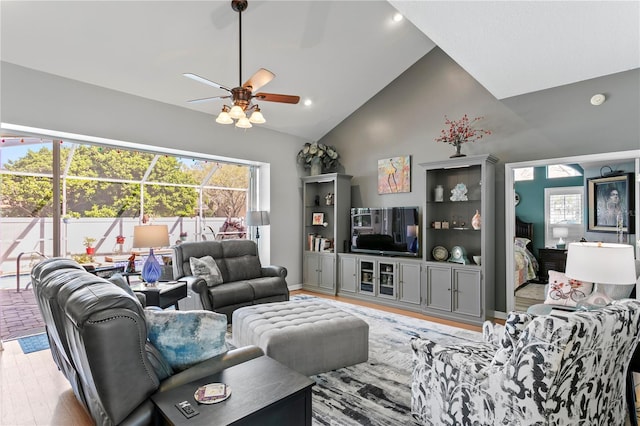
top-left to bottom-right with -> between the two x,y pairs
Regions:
2,1 -> 638,141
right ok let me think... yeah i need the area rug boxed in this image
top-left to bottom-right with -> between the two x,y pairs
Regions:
227,295 -> 483,426
17,332 -> 50,354
514,282 -> 546,300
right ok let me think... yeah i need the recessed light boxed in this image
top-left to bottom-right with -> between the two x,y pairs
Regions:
392,13 -> 403,22
304,99 -> 312,107
590,93 -> 606,106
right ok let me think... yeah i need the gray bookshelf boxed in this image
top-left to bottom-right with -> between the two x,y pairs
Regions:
420,154 -> 497,325
301,173 -> 352,295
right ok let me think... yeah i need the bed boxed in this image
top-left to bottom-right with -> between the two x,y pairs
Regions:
514,217 -> 539,289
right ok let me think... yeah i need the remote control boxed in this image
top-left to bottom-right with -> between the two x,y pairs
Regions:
175,400 -> 199,419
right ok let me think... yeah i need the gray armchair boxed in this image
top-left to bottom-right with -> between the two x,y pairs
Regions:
172,239 -> 289,321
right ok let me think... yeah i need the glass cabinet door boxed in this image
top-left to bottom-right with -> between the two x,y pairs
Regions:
377,261 -> 396,298
359,260 -> 375,294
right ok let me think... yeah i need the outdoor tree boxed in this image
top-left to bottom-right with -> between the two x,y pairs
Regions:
190,162 -> 250,219
1,145 -> 199,217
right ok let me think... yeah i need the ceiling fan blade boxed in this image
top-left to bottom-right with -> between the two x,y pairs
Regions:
187,96 -> 231,104
254,93 -> 300,104
243,68 -> 275,92
183,73 -> 231,92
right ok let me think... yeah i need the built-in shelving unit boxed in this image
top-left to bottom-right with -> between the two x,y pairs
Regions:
301,173 -> 352,295
420,154 -> 497,325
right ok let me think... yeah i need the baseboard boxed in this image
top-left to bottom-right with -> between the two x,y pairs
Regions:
490,310 -> 507,320
288,283 -> 302,291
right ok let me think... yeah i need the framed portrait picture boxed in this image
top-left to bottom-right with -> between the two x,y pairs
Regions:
378,155 -> 411,194
312,212 -> 324,226
587,173 -> 635,233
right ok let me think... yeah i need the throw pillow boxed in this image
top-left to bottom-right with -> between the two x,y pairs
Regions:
189,256 -> 223,287
146,309 -> 228,371
492,312 -> 534,367
543,270 -> 593,307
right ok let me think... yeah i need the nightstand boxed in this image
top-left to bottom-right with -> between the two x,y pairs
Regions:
538,248 -> 568,283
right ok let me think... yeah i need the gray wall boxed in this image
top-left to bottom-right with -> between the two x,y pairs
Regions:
320,48 -> 640,312
1,61 -> 309,285
3,47 -> 639,311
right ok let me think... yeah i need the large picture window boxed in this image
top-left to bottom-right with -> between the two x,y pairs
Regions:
1,137 -> 255,274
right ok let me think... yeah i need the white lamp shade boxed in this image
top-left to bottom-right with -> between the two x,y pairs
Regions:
246,211 -> 270,226
552,227 -> 569,238
229,105 -> 245,120
235,116 -> 252,128
133,225 -> 170,248
249,109 -> 266,124
565,242 -> 636,285
215,110 -> 233,124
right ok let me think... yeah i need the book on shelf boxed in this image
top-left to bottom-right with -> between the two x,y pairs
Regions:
307,234 -> 334,252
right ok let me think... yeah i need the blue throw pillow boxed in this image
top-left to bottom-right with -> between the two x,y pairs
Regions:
145,310 -> 228,371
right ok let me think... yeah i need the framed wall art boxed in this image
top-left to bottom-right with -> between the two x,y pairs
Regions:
587,173 -> 635,233
312,212 -> 325,226
378,155 -> 411,194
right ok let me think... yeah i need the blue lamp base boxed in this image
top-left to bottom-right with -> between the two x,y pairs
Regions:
142,248 -> 162,284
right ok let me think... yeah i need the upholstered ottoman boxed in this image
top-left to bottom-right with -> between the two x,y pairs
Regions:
232,299 -> 369,376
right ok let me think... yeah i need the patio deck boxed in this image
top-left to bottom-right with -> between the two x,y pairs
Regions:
0,288 -> 44,341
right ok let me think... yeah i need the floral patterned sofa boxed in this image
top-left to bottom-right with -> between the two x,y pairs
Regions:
411,300 -> 640,425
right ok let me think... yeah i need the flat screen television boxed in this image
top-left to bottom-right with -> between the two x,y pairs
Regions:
350,207 -> 420,257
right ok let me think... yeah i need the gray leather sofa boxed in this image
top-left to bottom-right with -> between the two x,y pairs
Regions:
31,257 -> 263,425
173,240 -> 290,321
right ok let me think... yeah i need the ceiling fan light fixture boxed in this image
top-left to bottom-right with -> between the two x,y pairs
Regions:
215,107 -> 233,124
236,116 -> 252,129
229,104 -> 246,120
249,107 -> 266,124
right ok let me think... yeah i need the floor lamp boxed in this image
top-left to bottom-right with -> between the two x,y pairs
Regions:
246,211 -> 270,247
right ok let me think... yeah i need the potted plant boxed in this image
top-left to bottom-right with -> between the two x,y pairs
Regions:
180,231 -> 188,241
296,142 -> 340,175
83,237 -> 97,255
435,114 -> 491,158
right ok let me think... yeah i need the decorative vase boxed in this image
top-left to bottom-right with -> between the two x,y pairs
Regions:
85,247 -> 95,255
450,143 -> 466,158
472,210 -> 481,230
434,185 -> 444,202
310,157 -> 323,176
142,248 -> 162,284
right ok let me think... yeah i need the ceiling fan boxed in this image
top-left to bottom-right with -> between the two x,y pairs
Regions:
184,0 -> 300,128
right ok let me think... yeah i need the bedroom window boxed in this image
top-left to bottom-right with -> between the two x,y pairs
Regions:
547,164 -> 582,179
514,167 -> 534,181
544,186 -> 583,247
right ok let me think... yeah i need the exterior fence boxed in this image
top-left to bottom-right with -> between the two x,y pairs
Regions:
0,216 -> 245,276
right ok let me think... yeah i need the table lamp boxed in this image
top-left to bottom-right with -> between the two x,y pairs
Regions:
133,225 -> 170,284
246,211 -> 270,243
553,227 -> 569,249
564,242 -> 636,310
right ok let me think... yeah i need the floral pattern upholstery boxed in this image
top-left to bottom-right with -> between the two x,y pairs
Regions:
411,300 -> 640,425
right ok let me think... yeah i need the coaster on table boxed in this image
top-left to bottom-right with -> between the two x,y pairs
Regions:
194,383 -> 231,404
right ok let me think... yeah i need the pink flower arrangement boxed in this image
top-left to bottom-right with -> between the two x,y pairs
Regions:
435,114 -> 491,146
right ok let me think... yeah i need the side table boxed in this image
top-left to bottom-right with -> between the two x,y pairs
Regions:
538,248 -> 568,282
151,355 -> 314,425
129,281 -> 187,310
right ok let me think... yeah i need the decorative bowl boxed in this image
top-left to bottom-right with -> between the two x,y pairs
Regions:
473,255 -> 482,266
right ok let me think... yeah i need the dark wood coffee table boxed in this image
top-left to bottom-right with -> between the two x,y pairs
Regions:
129,281 -> 186,309
151,355 -> 314,425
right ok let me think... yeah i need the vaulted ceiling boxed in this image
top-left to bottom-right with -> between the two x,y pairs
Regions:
2,1 -> 638,141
